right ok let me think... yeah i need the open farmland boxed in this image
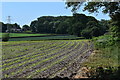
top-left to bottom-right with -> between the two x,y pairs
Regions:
1,33 -> 82,41
2,40 -> 93,78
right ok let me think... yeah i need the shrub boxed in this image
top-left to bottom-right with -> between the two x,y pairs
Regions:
93,35 -> 118,48
2,33 -> 10,42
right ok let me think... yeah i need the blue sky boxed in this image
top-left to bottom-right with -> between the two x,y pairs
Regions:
2,2 -> 110,27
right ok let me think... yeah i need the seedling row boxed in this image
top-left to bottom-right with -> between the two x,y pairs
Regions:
2,40 -> 93,78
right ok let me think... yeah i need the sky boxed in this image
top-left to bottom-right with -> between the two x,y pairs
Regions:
1,2 -> 110,27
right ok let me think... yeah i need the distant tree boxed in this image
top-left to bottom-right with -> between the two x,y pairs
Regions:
6,24 -> 13,32
99,19 -> 110,34
73,13 -> 88,24
56,21 -> 69,34
43,21 -> 50,33
72,22 -> 84,36
87,21 -> 102,36
48,22 -> 55,33
30,21 -> 37,32
29,14 -> 104,37
54,21 -> 61,29
81,29 -> 92,39
2,23 -> 21,33
0,22 -> 7,32
22,25 -> 30,31
13,23 -> 21,29
81,21 -> 103,38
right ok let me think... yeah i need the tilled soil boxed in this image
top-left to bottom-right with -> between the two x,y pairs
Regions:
2,40 -> 94,78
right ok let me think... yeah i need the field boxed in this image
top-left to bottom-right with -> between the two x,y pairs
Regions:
1,33 -> 82,41
9,35 -> 81,41
2,40 -> 93,78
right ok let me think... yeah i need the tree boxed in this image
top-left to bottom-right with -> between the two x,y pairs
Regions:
66,1 -> 120,38
2,33 -> 10,42
1,22 -> 21,33
29,14 -> 102,37
99,19 -> 110,34
48,22 -> 55,33
81,29 -> 92,39
81,21 -> 102,38
13,23 -> 21,29
6,24 -> 13,32
0,22 -> 7,32
56,21 -> 69,34
72,22 -> 84,36
22,25 -> 30,31
30,20 -> 37,32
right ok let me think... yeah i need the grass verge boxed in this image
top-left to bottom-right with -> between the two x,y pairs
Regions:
80,35 -> 120,79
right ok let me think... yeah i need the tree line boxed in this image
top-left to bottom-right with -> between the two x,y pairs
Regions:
30,13 -> 109,39
1,13 -> 109,39
0,22 -> 21,32
0,22 -> 30,33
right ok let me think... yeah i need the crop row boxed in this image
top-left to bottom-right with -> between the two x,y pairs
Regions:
2,40 -> 93,78
51,44 -> 93,78
25,41 -> 82,78
2,41 -> 79,78
2,41 -> 65,66
2,41 -> 70,70
31,42 -> 85,78
2,41 -> 59,60
32,41 -> 92,78
1,41 -> 62,69
30,41 -> 93,78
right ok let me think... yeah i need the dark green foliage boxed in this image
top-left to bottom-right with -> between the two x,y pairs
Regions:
13,23 -> 21,29
110,21 -> 120,39
22,25 -> 30,31
0,22 -> 21,33
0,22 -> 7,32
29,14 -> 106,39
56,22 -> 69,34
1,14 -> 109,39
30,20 -> 37,32
81,20 -> 104,39
66,2 -> 120,38
81,29 -> 92,39
72,22 -> 83,36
